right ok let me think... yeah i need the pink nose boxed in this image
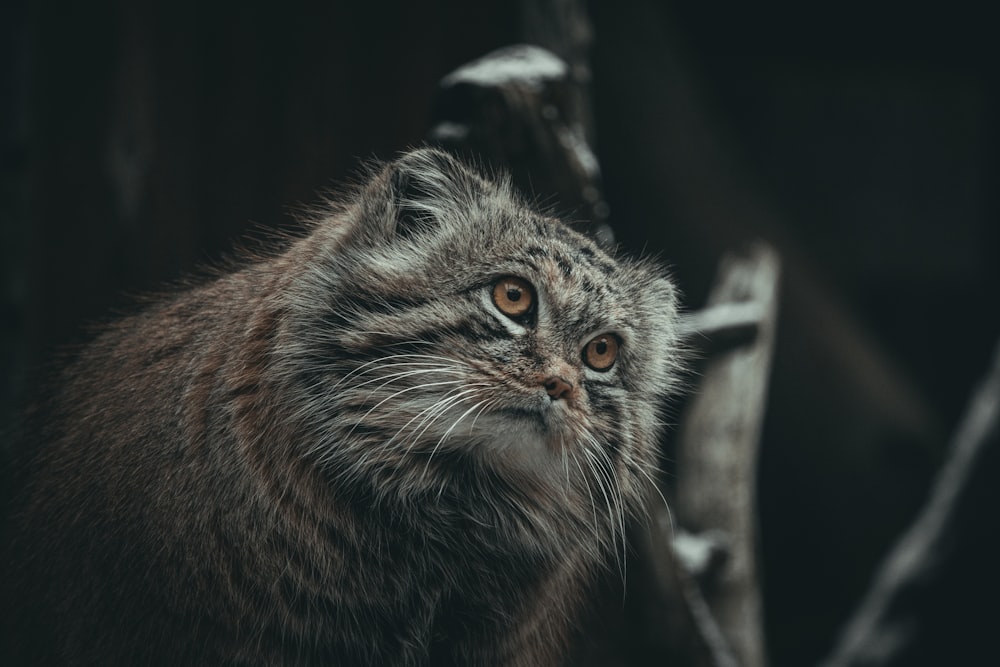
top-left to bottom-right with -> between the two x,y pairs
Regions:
542,376 -> 574,401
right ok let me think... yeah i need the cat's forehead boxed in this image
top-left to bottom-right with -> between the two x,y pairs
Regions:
470,211 -> 636,323
525,225 -> 618,282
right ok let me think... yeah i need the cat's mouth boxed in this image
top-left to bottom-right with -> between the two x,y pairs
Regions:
497,406 -> 547,423
492,398 -> 578,439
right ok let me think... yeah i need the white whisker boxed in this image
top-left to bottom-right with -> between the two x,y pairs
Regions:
383,385 -> 480,449
424,398 -> 490,491
568,449 -> 602,550
401,385 -> 490,454
322,352 -> 472,394
306,379 -> 467,461
581,434 -> 628,583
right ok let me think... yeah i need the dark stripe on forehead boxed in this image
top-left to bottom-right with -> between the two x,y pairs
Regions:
582,264 -> 624,302
590,256 -> 619,279
568,313 -> 593,336
548,234 -> 618,282
565,240 -> 619,279
532,218 -> 570,239
550,223 -> 572,239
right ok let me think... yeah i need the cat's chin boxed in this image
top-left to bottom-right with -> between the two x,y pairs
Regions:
465,402 -> 579,477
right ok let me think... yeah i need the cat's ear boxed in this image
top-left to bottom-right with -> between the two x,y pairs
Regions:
358,148 -> 485,243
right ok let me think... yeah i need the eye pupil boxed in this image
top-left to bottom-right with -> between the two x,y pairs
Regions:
595,341 -> 607,355
506,288 -> 521,302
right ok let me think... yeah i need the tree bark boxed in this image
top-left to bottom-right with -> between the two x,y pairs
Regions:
674,243 -> 781,667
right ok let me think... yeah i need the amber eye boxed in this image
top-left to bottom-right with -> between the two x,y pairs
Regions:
492,276 -> 535,319
583,334 -> 619,371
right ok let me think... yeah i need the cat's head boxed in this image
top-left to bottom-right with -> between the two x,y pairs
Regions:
286,148 -> 681,531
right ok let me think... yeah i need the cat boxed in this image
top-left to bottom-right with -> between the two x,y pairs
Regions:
2,148 -> 682,666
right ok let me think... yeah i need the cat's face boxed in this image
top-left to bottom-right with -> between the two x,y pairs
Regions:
288,149 -> 680,523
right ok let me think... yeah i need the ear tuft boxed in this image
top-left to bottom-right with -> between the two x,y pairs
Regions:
386,148 -> 483,240
389,152 -> 437,240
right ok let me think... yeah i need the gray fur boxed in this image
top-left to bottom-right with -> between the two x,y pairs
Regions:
3,148 -> 682,666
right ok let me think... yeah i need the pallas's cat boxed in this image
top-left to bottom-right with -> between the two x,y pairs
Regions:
3,149 -> 681,665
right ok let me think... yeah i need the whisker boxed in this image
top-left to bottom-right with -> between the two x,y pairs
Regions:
348,365 -> 466,392
568,449 -> 602,551
343,385 -> 481,475
620,448 -> 671,526
321,352 -> 472,394
401,385 -> 490,454
383,385 -> 480,450
424,398 -> 490,491
560,435 -> 571,495
581,434 -> 628,583
306,379 -> 467,461
465,396 -> 500,437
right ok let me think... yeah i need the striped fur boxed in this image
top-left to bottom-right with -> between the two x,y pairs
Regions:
3,149 -> 682,666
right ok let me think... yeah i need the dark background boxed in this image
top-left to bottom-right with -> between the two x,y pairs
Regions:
2,1 -> 996,665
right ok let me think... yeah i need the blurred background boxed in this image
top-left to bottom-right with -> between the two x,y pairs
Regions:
1,0 -> 996,665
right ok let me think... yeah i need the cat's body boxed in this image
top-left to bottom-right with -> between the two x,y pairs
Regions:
3,149 -> 681,666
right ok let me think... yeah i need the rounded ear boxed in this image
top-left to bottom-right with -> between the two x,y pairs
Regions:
355,148 -> 487,244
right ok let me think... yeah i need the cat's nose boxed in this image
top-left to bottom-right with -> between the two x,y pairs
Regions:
542,376 -> 574,401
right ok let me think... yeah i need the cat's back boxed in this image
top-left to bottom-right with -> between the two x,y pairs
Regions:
3,268 -> 294,665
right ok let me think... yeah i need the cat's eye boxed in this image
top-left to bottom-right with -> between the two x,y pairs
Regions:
583,334 -> 619,371
492,276 -> 535,319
